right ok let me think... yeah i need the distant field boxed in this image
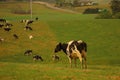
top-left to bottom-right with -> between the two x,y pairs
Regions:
0,2 -> 120,80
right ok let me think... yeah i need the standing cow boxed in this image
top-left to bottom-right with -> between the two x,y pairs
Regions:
54,40 -> 87,69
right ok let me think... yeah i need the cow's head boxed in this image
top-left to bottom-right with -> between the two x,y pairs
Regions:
54,43 -> 62,53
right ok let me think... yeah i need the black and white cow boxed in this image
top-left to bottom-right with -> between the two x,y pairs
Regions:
4,27 -> 11,31
27,20 -> 33,25
54,40 -> 87,69
24,26 -> 32,30
21,19 -> 33,25
0,18 -> 6,23
33,55 -> 43,61
24,50 -> 32,56
5,23 -> 13,27
0,24 -> 4,28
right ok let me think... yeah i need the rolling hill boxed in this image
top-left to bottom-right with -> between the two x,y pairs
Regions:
0,2 -> 120,80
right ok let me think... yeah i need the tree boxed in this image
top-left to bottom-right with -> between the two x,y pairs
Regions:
111,0 -> 120,14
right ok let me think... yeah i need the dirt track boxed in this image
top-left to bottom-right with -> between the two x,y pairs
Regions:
34,1 -> 79,14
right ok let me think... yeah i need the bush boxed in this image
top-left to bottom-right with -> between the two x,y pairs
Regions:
83,8 -> 99,14
96,10 -> 112,19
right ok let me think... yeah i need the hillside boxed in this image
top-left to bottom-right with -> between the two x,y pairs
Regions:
0,2 -> 120,80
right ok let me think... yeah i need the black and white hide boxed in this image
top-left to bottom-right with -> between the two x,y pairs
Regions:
33,55 -> 43,61
54,40 -> 87,69
24,50 -> 32,56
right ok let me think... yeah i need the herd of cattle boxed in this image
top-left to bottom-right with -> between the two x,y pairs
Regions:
0,17 -> 60,62
0,18 -> 36,42
0,18 -> 87,69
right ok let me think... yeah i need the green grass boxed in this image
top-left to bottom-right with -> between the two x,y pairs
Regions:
0,2 -> 120,80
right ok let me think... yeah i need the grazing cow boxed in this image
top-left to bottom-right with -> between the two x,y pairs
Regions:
5,23 -> 13,27
54,40 -> 87,69
26,20 -> 34,25
13,34 -> 18,39
33,55 -> 43,61
52,54 -> 59,61
24,50 -> 32,56
0,18 -> 6,22
4,27 -> 11,31
24,26 -> 32,30
0,24 -> 4,28
21,19 -> 28,23
21,19 -> 33,25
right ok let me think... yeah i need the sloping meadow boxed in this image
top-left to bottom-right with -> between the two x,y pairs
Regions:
0,2 -> 120,80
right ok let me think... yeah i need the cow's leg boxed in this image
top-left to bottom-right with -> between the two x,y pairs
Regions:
67,56 -> 72,68
72,45 -> 83,69
84,57 -> 87,69
73,51 -> 83,68
78,54 -> 83,69
82,50 -> 87,69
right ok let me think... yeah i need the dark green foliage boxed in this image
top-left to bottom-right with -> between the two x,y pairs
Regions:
83,8 -> 99,14
96,9 -> 112,19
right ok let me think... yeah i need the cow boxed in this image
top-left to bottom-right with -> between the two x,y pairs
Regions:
0,24 -> 4,28
21,19 -> 33,25
26,20 -> 33,25
13,34 -> 18,39
4,27 -> 11,31
5,23 -> 13,27
24,26 -> 32,30
52,54 -> 59,61
24,50 -> 32,56
54,40 -> 87,69
33,55 -> 43,61
0,18 -> 6,23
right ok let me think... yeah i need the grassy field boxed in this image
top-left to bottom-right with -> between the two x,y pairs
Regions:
0,2 -> 120,80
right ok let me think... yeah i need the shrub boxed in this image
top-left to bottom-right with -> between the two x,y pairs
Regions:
83,8 -> 99,14
96,10 -> 112,19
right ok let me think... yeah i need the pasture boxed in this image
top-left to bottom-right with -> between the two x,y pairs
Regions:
0,2 -> 120,80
